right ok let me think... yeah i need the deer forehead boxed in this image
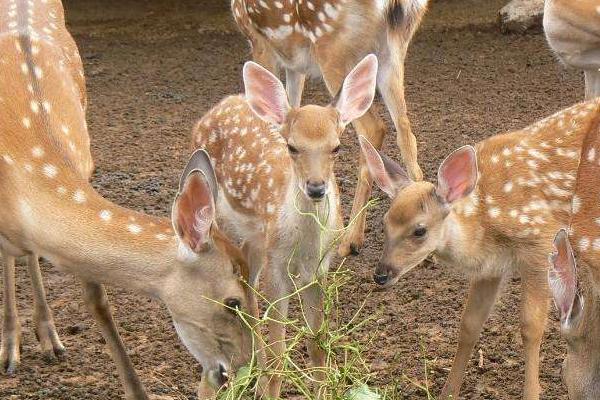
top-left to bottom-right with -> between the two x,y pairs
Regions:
388,182 -> 439,225
287,105 -> 341,143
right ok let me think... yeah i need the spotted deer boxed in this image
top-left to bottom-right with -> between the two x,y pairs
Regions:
0,1 -> 255,399
231,0 -> 428,257
544,0 -> 600,99
191,54 -> 378,397
359,98 -> 600,399
549,108 -> 600,399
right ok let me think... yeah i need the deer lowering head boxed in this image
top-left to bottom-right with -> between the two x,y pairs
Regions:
359,136 -> 477,286
549,111 -> 600,400
243,54 -> 378,201
166,151 -> 255,389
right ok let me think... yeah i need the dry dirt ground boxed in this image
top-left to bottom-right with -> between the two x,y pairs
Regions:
0,0 -> 585,398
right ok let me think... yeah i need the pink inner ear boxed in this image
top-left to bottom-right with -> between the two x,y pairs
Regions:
336,54 -> 378,124
243,62 -> 289,125
549,229 -> 578,321
438,146 -> 477,203
359,136 -> 409,198
174,172 -> 215,253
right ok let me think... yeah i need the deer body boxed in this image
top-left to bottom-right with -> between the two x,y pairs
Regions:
549,105 -> 600,399
361,98 -> 600,400
232,0 -> 428,257
544,0 -> 600,99
1,1 -> 254,398
192,56 -> 378,398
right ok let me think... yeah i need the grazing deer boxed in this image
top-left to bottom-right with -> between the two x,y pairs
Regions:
231,0 -> 428,257
544,0 -> 600,99
549,107 -> 600,399
359,98 -> 600,399
191,54 -> 378,397
0,1 -> 254,399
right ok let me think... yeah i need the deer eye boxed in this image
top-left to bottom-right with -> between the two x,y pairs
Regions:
413,226 -> 427,238
332,145 -> 341,154
224,297 -> 241,313
287,144 -> 299,155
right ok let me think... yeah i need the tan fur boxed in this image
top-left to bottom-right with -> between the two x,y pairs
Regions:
231,0 -> 428,256
544,0 -> 600,99
0,1 -> 253,398
192,94 -> 343,398
553,105 -> 600,400
376,98 -> 600,400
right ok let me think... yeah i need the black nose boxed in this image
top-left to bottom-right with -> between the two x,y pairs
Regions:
373,272 -> 389,285
306,181 -> 326,199
217,363 -> 229,387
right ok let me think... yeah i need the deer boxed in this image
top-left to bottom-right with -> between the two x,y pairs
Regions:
191,54 -> 378,398
0,1 -> 256,399
543,0 -> 600,99
230,0 -> 428,257
359,97 -> 600,399
548,106 -> 600,399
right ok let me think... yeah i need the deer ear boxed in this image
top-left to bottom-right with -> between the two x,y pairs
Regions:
436,145 -> 478,204
359,135 -> 411,198
180,150 -> 218,201
549,229 -> 582,328
334,54 -> 378,125
172,170 -> 216,254
243,61 -> 290,126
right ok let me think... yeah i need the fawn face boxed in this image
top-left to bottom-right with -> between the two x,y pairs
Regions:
550,230 -> 600,400
360,137 -> 478,287
166,151 -> 254,389
243,54 -> 379,202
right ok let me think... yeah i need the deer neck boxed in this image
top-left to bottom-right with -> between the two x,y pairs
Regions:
21,179 -> 178,297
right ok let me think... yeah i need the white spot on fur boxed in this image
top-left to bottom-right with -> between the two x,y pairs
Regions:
73,189 -> 86,203
503,181 -> 513,193
22,117 -> 31,129
30,100 -> 40,113
572,195 -> 581,214
99,209 -> 112,221
488,207 -> 500,218
588,148 -> 596,163
42,164 -> 57,178
579,237 -> 590,252
128,224 -> 142,234
31,146 -> 44,158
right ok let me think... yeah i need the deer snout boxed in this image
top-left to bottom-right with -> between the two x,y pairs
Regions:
207,362 -> 230,389
306,180 -> 327,200
373,263 -> 398,287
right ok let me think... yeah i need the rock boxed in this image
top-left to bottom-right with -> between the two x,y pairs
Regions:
66,323 -> 88,335
498,0 -> 544,34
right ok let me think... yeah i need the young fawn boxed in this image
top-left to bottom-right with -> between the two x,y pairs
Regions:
360,97 -> 600,399
191,54 -> 378,397
549,106 -> 600,399
231,0 -> 428,257
544,0 -> 600,99
0,1 -> 254,398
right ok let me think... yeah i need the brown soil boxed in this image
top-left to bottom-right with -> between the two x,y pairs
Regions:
0,0 -> 583,399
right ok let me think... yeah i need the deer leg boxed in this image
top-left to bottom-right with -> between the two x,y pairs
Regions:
82,281 -> 148,400
285,69 -> 306,108
338,107 -> 386,257
26,254 -> 65,362
301,281 -> 326,397
378,46 -> 423,181
251,38 -> 279,77
520,268 -> 549,400
585,69 -> 600,100
441,275 -> 503,399
260,266 -> 290,399
1,254 -> 20,375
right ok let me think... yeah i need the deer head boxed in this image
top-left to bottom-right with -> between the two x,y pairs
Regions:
243,54 -> 378,201
164,150 -> 254,389
360,136 -> 478,287
549,230 -> 600,400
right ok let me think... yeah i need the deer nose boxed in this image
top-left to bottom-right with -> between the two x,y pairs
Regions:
306,181 -> 326,200
216,363 -> 229,387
